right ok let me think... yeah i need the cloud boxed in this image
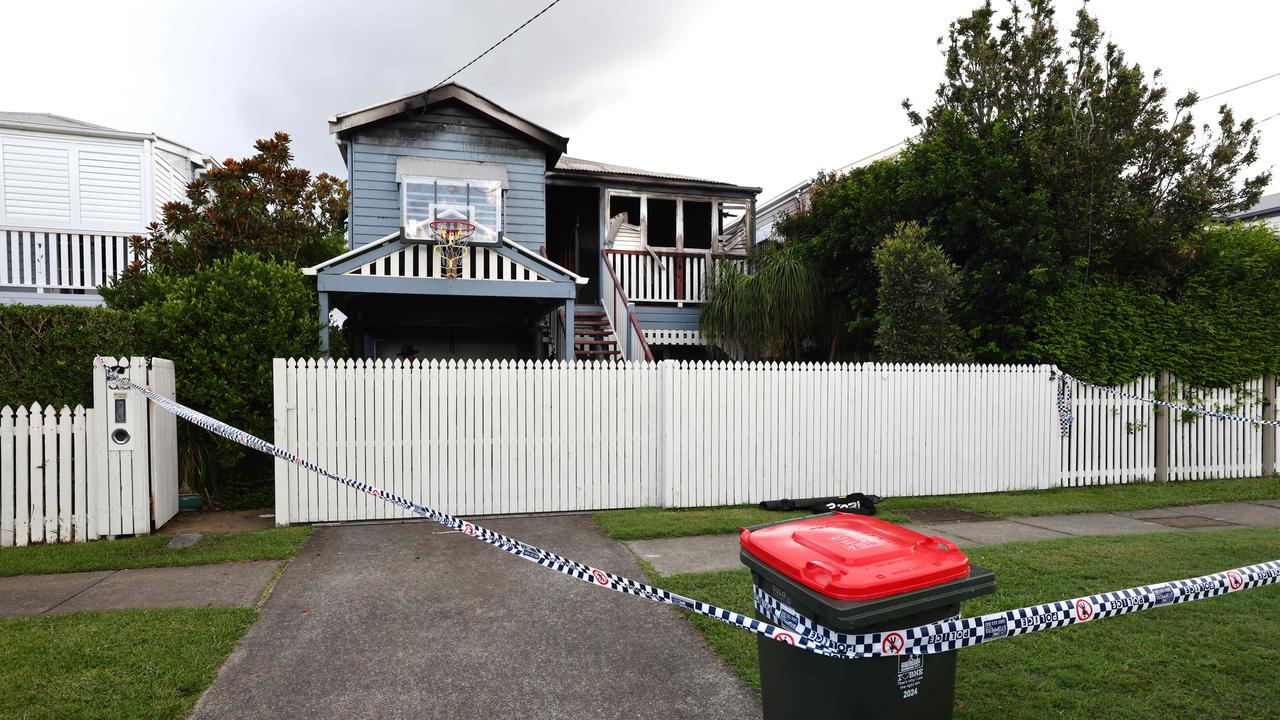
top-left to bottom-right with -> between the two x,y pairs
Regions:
1,0 -> 1276,202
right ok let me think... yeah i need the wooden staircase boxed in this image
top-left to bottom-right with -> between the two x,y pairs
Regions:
573,305 -> 621,360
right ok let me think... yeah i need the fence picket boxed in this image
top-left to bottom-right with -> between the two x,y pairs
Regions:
1,407 -> 12,547
57,407 -> 72,542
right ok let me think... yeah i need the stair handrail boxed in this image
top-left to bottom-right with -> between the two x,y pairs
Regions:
600,249 -> 655,362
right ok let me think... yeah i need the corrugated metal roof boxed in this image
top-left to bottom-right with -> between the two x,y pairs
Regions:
1230,191 -> 1280,220
0,112 -> 114,131
553,156 -> 761,194
554,155 -> 724,184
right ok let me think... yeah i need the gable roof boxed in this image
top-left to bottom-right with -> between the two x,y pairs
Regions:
550,155 -> 761,196
329,83 -> 568,160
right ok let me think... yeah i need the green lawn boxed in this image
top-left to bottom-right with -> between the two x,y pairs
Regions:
657,527 -> 1280,718
0,608 -> 255,720
593,475 -> 1280,540
0,526 -> 311,577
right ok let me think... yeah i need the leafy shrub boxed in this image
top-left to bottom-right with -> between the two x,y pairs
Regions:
700,241 -> 832,360
873,222 -> 969,363
0,305 -> 139,408
130,253 -> 322,506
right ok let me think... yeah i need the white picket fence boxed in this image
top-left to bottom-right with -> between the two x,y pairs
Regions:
273,359 -> 1279,524
0,357 -> 179,546
1060,376 -> 1158,486
273,360 -> 1062,523
1170,379 -> 1264,481
1059,376 -> 1268,485
0,405 -> 91,545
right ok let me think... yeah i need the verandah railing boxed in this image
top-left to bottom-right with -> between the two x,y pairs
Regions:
1,228 -> 136,294
603,249 -> 748,306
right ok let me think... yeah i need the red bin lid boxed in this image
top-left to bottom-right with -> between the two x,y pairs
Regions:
739,514 -> 970,600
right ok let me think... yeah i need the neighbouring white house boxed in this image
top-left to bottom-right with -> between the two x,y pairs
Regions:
1228,191 -> 1280,230
738,143 -> 904,245
0,113 -> 213,306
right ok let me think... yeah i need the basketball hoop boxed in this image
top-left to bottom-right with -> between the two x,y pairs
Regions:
430,219 -> 475,279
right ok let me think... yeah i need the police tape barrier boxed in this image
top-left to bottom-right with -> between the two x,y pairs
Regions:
1058,371 -> 1280,434
101,359 -> 1280,659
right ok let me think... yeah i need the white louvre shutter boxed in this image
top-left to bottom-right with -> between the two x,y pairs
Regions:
152,153 -> 187,219
1,141 -> 72,223
78,147 -> 143,225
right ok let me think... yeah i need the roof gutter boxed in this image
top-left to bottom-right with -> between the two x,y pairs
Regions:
0,119 -> 153,142
546,170 -> 761,196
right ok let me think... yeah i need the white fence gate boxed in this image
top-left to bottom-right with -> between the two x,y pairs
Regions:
0,357 -> 178,546
273,360 -> 1060,523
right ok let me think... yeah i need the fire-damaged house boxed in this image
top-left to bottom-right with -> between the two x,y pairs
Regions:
306,83 -> 759,361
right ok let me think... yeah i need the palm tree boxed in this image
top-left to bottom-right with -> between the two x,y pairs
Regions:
700,241 -> 827,360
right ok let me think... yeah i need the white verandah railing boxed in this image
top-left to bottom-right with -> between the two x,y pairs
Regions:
603,249 -> 748,305
1,228 -> 136,295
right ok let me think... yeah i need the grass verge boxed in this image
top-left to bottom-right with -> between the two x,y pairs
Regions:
593,475 -> 1280,540
879,474 -> 1280,519
658,527 -> 1280,718
0,526 -> 311,577
0,607 -> 255,720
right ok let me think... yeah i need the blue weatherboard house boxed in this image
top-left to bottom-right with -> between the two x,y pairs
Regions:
306,84 -> 760,361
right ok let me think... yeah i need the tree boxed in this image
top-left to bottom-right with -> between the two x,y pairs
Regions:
700,241 -> 833,360
131,253 -> 324,506
97,132 -> 346,506
104,132 -> 348,309
873,222 -> 969,362
780,0 -> 1268,362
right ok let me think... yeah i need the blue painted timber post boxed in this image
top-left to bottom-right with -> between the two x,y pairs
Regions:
562,298 -> 575,362
318,291 -> 331,357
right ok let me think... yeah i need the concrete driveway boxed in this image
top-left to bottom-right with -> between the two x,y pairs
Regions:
191,515 -> 759,720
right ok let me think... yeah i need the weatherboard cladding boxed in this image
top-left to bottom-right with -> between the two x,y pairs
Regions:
633,305 -> 701,331
348,103 -> 547,250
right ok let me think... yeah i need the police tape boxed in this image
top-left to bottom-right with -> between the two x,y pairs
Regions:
754,560 -> 1280,656
1059,371 -> 1280,431
100,359 -> 1280,659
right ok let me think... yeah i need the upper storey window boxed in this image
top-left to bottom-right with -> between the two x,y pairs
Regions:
402,176 -> 503,245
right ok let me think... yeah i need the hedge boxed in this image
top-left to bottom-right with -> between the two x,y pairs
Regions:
0,304 -> 139,408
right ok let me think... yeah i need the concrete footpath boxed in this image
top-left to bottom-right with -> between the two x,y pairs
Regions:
0,560 -> 279,617
628,499 -> 1280,576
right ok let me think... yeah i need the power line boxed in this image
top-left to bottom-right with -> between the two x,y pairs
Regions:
430,0 -> 567,90
1195,70 -> 1280,105
833,71 -> 1280,179
836,140 -> 908,173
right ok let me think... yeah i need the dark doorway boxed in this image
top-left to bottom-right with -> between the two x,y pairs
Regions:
546,185 -> 601,303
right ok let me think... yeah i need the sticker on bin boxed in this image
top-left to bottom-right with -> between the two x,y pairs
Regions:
100,358 -> 1280,661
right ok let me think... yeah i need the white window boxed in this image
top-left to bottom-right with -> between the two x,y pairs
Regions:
401,175 -> 502,245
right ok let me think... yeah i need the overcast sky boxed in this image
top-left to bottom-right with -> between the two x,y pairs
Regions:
4,0 -> 1278,202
